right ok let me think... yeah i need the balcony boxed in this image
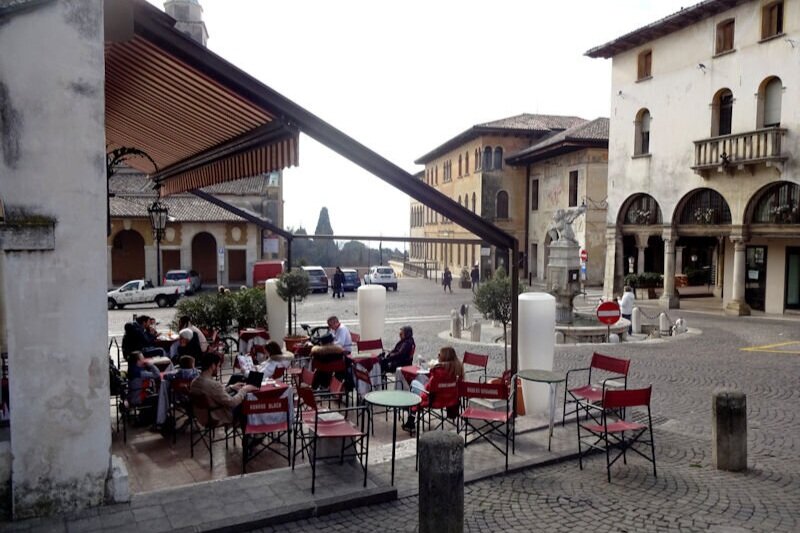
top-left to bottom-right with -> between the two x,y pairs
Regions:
692,127 -> 787,177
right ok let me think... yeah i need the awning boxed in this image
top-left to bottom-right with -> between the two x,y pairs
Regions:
104,1 -> 298,195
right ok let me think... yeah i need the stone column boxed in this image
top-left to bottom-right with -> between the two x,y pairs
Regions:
659,228 -> 679,309
603,226 -> 620,300
712,390 -> 747,471
713,237 -> 724,298
107,245 -> 113,289
419,432 -> 463,533
634,234 -> 648,274
724,237 -> 751,316
675,246 -> 685,275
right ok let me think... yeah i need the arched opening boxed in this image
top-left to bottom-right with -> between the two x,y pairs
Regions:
493,147 -> 503,170
748,181 -> 800,225
676,188 -> 732,226
711,88 -> 733,136
757,76 -> 783,128
618,193 -> 663,226
496,190 -> 509,219
617,194 -> 665,278
191,232 -> 217,286
634,109 -> 651,155
111,229 -> 145,285
483,147 -> 492,170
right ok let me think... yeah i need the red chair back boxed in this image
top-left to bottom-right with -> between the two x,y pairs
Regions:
460,380 -> 507,401
272,366 -> 286,380
300,368 -> 315,388
313,354 -> 346,373
590,352 -> 630,376
603,386 -> 652,409
463,351 -> 489,369
357,339 -> 384,353
330,377 -> 345,396
354,367 -> 372,388
428,376 -> 460,409
297,386 -> 319,412
243,395 -> 289,416
350,332 -> 361,344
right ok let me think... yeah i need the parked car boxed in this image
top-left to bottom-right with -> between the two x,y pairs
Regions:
302,266 -> 329,293
163,269 -> 202,294
341,268 -> 361,291
252,260 -> 286,286
107,279 -> 182,310
365,265 -> 398,291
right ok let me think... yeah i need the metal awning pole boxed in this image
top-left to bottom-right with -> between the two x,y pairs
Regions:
511,239 -> 519,375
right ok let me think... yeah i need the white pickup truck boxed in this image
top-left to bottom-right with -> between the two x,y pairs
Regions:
107,280 -> 183,310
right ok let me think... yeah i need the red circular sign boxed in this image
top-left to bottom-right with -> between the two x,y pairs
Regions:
580,249 -> 588,262
596,301 -> 621,325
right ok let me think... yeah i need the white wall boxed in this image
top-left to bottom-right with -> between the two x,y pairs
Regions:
0,1 -> 109,518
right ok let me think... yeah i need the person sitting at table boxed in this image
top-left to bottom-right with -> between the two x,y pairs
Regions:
327,315 -> 352,354
177,316 -> 208,352
176,328 -> 203,362
122,315 -> 166,359
156,356 -> 200,427
190,352 -> 257,428
310,333 -> 346,389
126,351 -> 161,425
260,341 -> 293,379
402,346 -> 464,432
379,325 -> 415,374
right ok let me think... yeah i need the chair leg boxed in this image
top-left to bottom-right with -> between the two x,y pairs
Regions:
311,436 -> 317,494
577,420 -> 583,470
605,432 -> 611,483
650,429 -> 657,478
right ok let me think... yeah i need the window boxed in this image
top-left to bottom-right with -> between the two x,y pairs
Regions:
435,166 -> 438,184
471,192 -> 476,213
493,147 -> 503,170
458,155 -> 462,177
761,1 -> 784,39
637,50 -> 652,80
568,171 -> 579,207
496,191 -> 509,219
760,77 -> 783,127
531,179 -> 539,211
474,149 -> 480,171
634,109 -> 651,155
465,152 -> 469,175
483,147 -> 492,170
716,19 -> 735,54
712,89 -> 733,136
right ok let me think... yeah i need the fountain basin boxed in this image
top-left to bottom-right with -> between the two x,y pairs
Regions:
555,314 -> 630,344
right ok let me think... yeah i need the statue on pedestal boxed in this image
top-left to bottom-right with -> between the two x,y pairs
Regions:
546,205 -> 587,244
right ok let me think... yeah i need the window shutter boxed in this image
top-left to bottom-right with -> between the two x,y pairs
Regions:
764,79 -> 782,126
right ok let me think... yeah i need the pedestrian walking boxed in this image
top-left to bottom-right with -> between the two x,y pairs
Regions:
470,264 -> 480,293
332,266 -> 345,299
442,267 -> 453,293
619,285 -> 635,334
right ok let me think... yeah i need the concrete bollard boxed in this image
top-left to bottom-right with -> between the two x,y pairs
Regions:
470,320 -> 481,342
632,307 -> 642,334
659,313 -> 671,336
609,333 -> 620,344
712,390 -> 747,472
554,331 -> 565,344
419,432 -> 464,533
450,309 -> 461,339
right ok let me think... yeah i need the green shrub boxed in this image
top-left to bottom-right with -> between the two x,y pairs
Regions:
624,272 -> 663,288
173,288 -> 266,332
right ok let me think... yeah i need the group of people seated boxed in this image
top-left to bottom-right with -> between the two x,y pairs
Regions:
121,314 -> 208,364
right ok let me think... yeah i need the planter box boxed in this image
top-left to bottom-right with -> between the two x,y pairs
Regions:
0,223 -> 55,251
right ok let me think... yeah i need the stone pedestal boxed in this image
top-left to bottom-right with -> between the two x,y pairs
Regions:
712,390 -> 747,471
419,432 -> 463,533
546,241 -> 581,324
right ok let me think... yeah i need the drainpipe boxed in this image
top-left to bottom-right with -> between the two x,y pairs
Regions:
511,238 -> 519,376
287,237 -> 293,335
523,164 -> 531,283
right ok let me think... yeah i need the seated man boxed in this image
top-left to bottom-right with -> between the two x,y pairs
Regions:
189,352 -> 257,427
310,333 -> 345,389
122,315 -> 166,359
126,351 -> 161,425
327,315 -> 352,354
177,315 -> 208,352
156,355 -> 200,426
176,328 -> 203,361
379,325 -> 416,374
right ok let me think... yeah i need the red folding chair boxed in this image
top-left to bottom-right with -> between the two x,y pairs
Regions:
563,352 -> 630,425
350,332 -> 361,345
292,387 -> 369,494
460,380 -> 515,471
463,351 -> 489,382
168,378 -> 194,444
241,393 -> 291,474
417,369 -> 460,432
356,339 -> 383,354
578,386 -> 656,482
311,352 -> 346,390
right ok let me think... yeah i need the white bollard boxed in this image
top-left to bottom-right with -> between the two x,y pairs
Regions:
357,285 -> 386,341
632,307 -> 642,334
265,279 -> 287,346
609,333 -> 620,344
451,309 -> 461,339
470,320 -> 481,342
518,293 -> 556,418
659,313 -> 671,336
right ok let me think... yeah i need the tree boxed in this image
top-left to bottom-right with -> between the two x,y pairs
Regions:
276,268 -> 311,336
313,207 -> 338,266
472,267 -> 522,369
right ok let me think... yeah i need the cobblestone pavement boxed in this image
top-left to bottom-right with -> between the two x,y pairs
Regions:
244,279 -> 800,532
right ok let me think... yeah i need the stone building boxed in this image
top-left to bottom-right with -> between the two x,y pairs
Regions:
108,170 -> 284,288
506,118 -> 609,286
588,0 -> 800,314
409,114 -> 586,277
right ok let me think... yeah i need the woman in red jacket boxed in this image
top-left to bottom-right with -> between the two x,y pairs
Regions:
403,346 -> 463,432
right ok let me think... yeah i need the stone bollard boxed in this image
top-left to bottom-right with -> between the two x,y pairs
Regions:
470,320 -> 481,342
609,333 -> 620,344
419,432 -> 464,533
554,331 -> 565,344
632,307 -> 642,334
450,309 -> 461,339
659,313 -> 671,336
712,390 -> 747,472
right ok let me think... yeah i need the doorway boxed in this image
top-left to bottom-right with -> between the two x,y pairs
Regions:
786,247 -> 800,310
111,230 -> 145,285
228,249 -> 247,284
192,232 -> 217,286
745,246 -> 768,311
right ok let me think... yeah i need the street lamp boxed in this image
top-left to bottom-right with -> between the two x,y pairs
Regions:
147,199 -> 169,285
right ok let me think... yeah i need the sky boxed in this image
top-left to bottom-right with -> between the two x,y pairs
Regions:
149,0 -> 687,239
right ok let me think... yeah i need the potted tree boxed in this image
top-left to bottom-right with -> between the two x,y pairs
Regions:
276,268 -> 311,352
473,267 -> 522,369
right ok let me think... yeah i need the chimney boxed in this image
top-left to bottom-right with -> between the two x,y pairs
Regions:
164,0 -> 208,47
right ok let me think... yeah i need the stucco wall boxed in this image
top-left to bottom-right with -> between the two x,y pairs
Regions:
0,0 -> 109,518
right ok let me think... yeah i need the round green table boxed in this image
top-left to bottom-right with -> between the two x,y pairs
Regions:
364,390 -> 421,485
516,369 -> 566,451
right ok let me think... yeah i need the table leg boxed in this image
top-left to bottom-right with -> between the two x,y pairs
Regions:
390,407 -> 397,485
548,383 -> 557,451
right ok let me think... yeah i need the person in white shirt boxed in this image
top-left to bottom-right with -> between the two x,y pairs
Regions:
327,315 -> 352,354
619,286 -> 635,334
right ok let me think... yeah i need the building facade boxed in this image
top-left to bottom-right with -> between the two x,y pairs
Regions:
588,0 -> 800,314
506,118 -> 609,286
410,114 -> 586,278
108,171 -> 284,288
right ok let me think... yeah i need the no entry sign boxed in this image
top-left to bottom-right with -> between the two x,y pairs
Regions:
580,249 -> 588,262
596,301 -> 621,325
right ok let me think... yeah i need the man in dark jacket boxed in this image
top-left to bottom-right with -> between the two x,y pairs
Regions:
379,326 -> 415,374
122,315 -> 165,358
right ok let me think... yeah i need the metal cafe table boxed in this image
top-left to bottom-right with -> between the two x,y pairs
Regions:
364,390 -> 421,485
516,369 -> 566,451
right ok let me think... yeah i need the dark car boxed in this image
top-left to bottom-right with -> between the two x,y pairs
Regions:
302,266 -> 329,293
341,269 -> 361,291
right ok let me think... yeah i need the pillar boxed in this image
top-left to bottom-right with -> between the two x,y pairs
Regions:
712,390 -> 747,471
659,228 -> 680,309
675,246 -> 685,275
418,432 -> 464,533
634,233 -> 648,274
724,237 -> 751,316
603,226 -> 620,300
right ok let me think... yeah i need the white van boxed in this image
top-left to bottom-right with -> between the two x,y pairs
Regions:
365,265 -> 398,291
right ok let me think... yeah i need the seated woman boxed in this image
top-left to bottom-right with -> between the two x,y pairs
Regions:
379,326 -> 415,374
126,351 -> 162,426
402,346 -> 464,432
259,341 -> 293,379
